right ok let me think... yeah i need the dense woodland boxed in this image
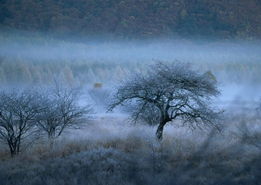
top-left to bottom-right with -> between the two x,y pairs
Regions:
0,0 -> 261,39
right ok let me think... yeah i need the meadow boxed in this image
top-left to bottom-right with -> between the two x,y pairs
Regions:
0,33 -> 261,185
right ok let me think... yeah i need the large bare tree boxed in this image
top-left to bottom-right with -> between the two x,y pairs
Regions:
36,86 -> 91,142
109,62 -> 221,140
0,90 -> 41,156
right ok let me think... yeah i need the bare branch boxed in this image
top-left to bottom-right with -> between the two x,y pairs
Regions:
109,62 -> 221,139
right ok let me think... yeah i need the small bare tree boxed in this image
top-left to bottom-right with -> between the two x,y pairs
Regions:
36,86 -> 91,143
0,90 -> 41,156
109,62 -> 221,140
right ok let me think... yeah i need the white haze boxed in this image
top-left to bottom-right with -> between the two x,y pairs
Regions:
0,36 -> 261,62
0,34 -> 261,111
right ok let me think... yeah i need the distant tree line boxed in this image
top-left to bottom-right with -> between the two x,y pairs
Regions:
0,57 -> 259,85
0,0 -> 260,39
0,58 -> 132,85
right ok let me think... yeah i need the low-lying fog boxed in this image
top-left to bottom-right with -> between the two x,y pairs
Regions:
1,35 -> 261,62
1,33 -> 261,113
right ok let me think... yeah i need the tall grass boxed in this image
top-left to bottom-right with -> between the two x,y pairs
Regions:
0,112 -> 260,185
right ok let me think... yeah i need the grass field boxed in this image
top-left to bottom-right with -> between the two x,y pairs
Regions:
0,110 -> 260,185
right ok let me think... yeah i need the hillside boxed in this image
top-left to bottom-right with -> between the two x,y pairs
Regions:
0,0 -> 261,39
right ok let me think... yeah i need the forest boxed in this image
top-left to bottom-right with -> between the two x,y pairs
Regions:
0,0 -> 261,39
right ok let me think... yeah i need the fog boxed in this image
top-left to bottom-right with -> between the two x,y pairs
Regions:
1,35 -> 261,63
0,33 -> 261,135
1,34 -> 261,111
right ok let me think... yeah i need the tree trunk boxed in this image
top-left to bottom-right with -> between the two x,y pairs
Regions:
9,144 -> 18,157
156,122 -> 166,140
8,140 -> 17,157
156,112 -> 172,140
48,136 -> 55,149
10,147 -> 15,157
48,128 -> 56,149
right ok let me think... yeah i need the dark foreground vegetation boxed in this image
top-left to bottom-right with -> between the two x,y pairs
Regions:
0,112 -> 260,185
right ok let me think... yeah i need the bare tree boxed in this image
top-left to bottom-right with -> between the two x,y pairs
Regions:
36,86 -> 91,143
109,62 -> 221,140
0,90 -> 41,156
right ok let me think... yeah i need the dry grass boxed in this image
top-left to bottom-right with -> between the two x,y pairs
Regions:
0,114 -> 260,185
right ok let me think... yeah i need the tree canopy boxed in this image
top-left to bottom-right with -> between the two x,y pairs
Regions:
109,62 -> 221,139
